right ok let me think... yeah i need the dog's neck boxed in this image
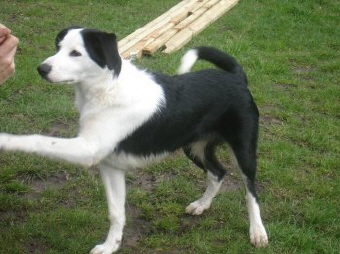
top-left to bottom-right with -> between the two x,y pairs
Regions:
74,60 -> 165,121
73,60 -> 137,113
74,70 -> 119,113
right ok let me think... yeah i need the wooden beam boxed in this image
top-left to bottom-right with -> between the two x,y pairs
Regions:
142,0 -> 216,56
119,0 -> 198,57
118,0 -> 190,49
174,0 -> 218,30
163,0 -> 239,54
119,0 -> 240,58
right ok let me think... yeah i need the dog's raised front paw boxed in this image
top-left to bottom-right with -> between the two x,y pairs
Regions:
0,133 -> 11,151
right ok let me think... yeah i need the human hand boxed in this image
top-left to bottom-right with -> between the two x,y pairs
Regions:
0,24 -> 11,44
0,24 -> 19,85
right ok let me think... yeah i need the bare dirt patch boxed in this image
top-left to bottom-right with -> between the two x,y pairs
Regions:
123,204 -> 153,250
260,115 -> 283,127
31,172 -> 68,192
25,238 -> 51,254
293,66 -> 313,74
278,83 -> 298,90
42,119 -> 77,137
219,174 -> 242,193
18,171 -> 69,200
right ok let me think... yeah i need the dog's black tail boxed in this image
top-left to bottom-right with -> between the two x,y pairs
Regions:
177,46 -> 247,84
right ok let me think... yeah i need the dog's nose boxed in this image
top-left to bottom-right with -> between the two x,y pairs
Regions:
37,64 -> 52,78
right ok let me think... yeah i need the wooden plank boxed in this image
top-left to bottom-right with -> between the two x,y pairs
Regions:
148,22 -> 175,39
190,0 -> 239,33
121,0 -> 204,59
163,0 -> 239,53
142,29 -> 178,56
119,17 -> 172,54
118,0 -> 189,49
163,29 -> 194,54
142,0 -> 216,56
189,0 -> 211,13
118,0 -> 198,55
121,22 -> 175,59
174,0 -> 217,30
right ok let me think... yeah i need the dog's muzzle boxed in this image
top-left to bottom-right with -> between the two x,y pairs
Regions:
37,64 -> 52,80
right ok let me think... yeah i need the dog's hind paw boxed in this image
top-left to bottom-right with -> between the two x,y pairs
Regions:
185,200 -> 210,215
90,241 -> 120,254
250,224 -> 268,247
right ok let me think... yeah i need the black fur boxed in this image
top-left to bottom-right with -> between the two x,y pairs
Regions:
55,27 -> 122,77
55,26 -> 83,51
82,29 -> 122,76
117,47 -> 259,195
194,46 -> 248,85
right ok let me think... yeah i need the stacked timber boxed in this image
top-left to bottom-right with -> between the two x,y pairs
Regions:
118,0 -> 239,59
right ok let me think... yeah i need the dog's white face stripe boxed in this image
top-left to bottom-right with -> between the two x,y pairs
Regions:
41,29 -> 113,85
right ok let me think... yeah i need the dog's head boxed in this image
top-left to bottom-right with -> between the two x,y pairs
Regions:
37,27 -> 121,84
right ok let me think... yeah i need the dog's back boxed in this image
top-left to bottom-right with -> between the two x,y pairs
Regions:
117,47 -> 257,158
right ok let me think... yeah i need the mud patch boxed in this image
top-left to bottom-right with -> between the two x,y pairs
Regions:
123,204 -> 153,250
277,83 -> 298,90
260,115 -> 283,127
45,121 -> 71,136
25,238 -> 51,254
127,171 -> 156,192
18,171 -> 69,200
0,209 -> 28,225
219,174 -> 242,193
31,172 -> 68,192
42,119 -> 77,137
293,66 -> 313,74
293,66 -> 314,81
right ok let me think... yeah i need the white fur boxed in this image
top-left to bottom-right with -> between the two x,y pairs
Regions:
90,165 -> 126,254
0,29 -> 268,253
177,48 -> 198,74
0,60 -> 164,167
186,171 -> 222,215
241,172 -> 268,247
184,140 -> 224,215
0,29 -> 165,254
246,192 -> 268,247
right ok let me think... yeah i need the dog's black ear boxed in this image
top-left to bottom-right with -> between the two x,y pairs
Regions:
82,29 -> 122,77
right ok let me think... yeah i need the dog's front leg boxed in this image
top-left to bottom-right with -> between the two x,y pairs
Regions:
91,163 -> 126,254
0,133 -> 98,166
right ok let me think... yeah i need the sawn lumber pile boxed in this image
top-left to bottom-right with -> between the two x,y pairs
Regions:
118,0 -> 239,59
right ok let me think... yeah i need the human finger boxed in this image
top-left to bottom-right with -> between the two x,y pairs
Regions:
0,28 -> 11,44
0,23 -> 11,39
0,61 -> 15,85
0,34 -> 19,56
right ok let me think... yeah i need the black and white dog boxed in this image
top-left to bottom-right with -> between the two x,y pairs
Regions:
0,27 -> 268,253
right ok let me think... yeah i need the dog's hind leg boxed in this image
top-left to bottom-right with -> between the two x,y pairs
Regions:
91,163 -> 126,254
184,141 -> 226,215
230,139 -> 268,248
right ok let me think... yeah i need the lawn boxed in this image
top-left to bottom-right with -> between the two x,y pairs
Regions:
1,0 -> 339,253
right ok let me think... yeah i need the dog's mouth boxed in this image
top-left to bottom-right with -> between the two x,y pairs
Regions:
41,76 -> 75,84
49,79 -> 75,84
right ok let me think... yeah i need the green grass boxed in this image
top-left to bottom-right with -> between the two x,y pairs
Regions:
1,0 -> 339,253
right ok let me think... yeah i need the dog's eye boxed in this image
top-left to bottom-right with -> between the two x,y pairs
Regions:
70,50 -> 82,57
